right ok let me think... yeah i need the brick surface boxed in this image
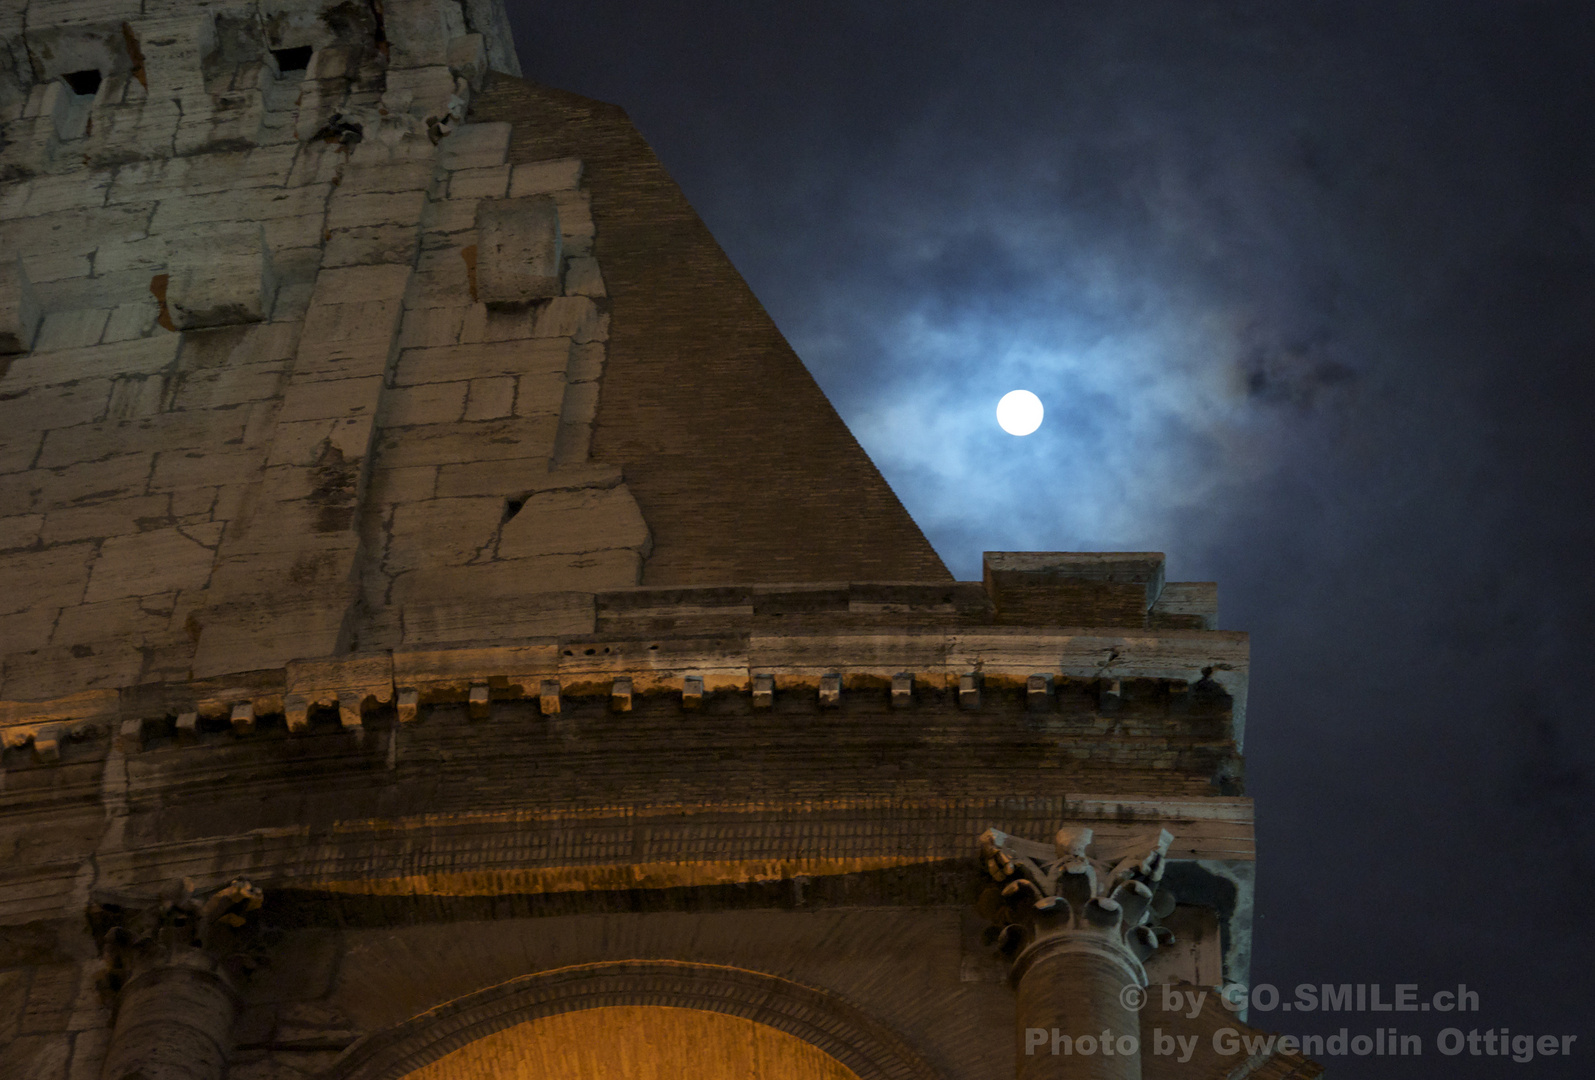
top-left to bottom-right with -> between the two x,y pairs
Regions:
470,76 -> 951,584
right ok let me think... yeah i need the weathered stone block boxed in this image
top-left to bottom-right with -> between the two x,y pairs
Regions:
40,494 -> 171,545
37,410 -> 247,469
0,258 -> 41,354
378,381 -> 468,428
0,514 -> 43,550
385,497 -> 503,573
447,33 -> 489,89
509,157 -> 583,197
440,122 -> 507,170
31,308 -> 109,352
0,334 -> 178,393
530,296 -> 602,343
0,379 -> 113,434
324,224 -> 422,268
394,338 -> 569,386
453,303 -> 517,344
53,595 -> 174,647
552,380 -> 599,465
170,359 -> 286,411
264,414 -> 375,469
294,298 -> 404,380
433,459 -> 620,500
498,485 -> 651,560
398,305 -> 466,349
165,225 -> 276,329
102,300 -> 158,342
279,375 -> 385,423
149,450 -> 261,492
463,376 -> 515,421
0,543 -> 92,617
564,256 -> 606,297
0,606 -> 59,656
0,431 -> 42,476
385,0 -> 468,67
554,188 -> 596,256
449,165 -> 510,200
33,453 -> 155,510
367,465 -> 438,505
370,415 -> 558,469
474,196 -> 562,304
325,189 -> 428,231
83,523 -> 222,603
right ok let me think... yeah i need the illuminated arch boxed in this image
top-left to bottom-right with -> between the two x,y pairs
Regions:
328,959 -> 945,1080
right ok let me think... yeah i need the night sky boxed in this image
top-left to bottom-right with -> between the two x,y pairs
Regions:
503,3 -> 1595,1076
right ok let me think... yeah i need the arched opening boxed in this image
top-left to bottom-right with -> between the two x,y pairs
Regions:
327,960 -> 942,1080
400,1005 -> 862,1080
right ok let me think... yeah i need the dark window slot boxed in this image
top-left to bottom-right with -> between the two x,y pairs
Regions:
62,69 -> 102,96
272,46 -> 313,73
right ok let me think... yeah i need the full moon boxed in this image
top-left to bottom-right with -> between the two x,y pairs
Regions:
996,390 -> 1044,436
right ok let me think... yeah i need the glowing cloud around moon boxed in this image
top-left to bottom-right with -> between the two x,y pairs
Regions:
996,390 -> 1044,436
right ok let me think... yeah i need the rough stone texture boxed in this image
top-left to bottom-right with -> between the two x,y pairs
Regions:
474,196 -> 562,303
0,258 -> 40,354
165,225 -> 277,330
0,4 -> 1315,1080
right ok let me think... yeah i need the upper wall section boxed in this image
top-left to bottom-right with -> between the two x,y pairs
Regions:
467,76 -> 952,588
0,0 -> 945,704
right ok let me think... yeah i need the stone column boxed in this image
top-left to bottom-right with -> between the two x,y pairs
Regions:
90,880 -> 264,1080
980,828 -> 1176,1080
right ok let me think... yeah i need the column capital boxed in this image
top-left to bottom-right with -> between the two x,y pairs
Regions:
88,877 -> 265,998
978,825 -> 1177,987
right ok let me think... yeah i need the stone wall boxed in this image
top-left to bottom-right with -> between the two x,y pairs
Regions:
0,0 -> 657,700
0,4 -> 1309,1078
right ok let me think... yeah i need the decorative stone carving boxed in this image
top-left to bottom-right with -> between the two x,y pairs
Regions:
89,879 -> 265,1080
979,827 -> 1178,1080
979,826 -> 1176,985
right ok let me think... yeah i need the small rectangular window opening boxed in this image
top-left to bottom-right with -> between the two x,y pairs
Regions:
272,46 -> 313,73
62,69 -> 102,96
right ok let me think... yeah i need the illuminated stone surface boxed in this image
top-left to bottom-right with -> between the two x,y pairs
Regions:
0,3 -> 1314,1079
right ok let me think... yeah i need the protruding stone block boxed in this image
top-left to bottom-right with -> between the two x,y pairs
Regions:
682,675 -> 704,709
1026,674 -> 1053,710
166,225 -> 276,329
984,551 -> 1166,628
1099,678 -> 1123,710
539,679 -> 561,715
397,688 -> 420,722
751,674 -> 775,709
118,718 -> 145,752
0,258 -> 41,355
32,725 -> 61,762
285,693 -> 311,733
958,673 -> 981,709
610,677 -> 632,712
475,197 -> 561,305
229,702 -> 254,733
891,673 -> 914,708
818,673 -> 841,708
338,691 -> 363,729
175,711 -> 199,739
467,683 -> 490,719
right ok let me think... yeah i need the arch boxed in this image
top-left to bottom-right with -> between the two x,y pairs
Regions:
324,959 -> 945,1080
